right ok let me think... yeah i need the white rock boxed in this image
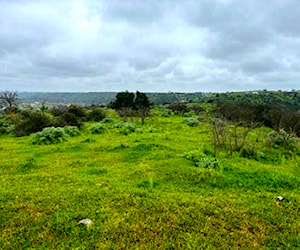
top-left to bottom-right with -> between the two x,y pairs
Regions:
277,196 -> 284,201
78,219 -> 93,227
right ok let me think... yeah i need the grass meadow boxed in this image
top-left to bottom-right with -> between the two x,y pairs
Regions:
0,112 -> 300,249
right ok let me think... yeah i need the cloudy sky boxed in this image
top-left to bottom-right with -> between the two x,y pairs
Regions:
0,0 -> 299,92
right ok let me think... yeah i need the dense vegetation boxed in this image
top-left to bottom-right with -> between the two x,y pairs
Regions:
0,90 -> 300,248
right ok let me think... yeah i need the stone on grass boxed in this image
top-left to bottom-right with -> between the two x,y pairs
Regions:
277,196 -> 284,201
78,218 -> 93,227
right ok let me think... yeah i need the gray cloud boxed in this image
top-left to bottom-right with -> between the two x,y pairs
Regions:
0,0 -> 299,92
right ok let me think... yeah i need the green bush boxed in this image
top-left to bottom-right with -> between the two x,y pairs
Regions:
135,128 -> 143,134
31,127 -> 67,145
183,149 -> 206,162
240,147 -> 256,159
266,130 -> 299,152
114,122 -> 136,135
102,117 -> 113,123
89,124 -> 107,134
183,149 -> 221,169
63,126 -> 80,137
14,111 -> 53,136
196,157 -> 221,169
184,117 -> 200,127
255,150 -> 281,163
67,105 -> 86,119
87,108 -> 106,122
55,112 -> 82,128
0,118 -> 13,135
240,147 -> 281,163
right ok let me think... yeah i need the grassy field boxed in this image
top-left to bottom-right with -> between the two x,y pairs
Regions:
0,113 -> 300,249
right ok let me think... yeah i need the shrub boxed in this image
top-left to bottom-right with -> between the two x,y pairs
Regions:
31,127 -> 67,145
162,111 -> 171,117
51,105 -> 86,127
153,106 -> 172,117
255,150 -> 281,163
102,117 -> 113,123
168,102 -> 187,115
89,124 -> 107,134
240,147 -> 281,163
266,130 -> 299,152
135,128 -> 143,134
87,108 -> 106,122
196,157 -> 221,169
56,112 -> 82,128
0,118 -> 13,135
14,111 -> 53,136
240,147 -> 256,159
183,149 -> 206,162
183,149 -> 221,169
67,105 -> 86,119
50,105 -> 68,117
190,104 -> 205,114
184,117 -> 200,127
114,122 -> 136,135
63,126 -> 80,137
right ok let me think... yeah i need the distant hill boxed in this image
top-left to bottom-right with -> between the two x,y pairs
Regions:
19,92 -> 117,105
19,90 -> 300,111
19,92 -> 205,105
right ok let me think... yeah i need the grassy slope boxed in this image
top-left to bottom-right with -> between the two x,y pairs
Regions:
0,115 -> 300,249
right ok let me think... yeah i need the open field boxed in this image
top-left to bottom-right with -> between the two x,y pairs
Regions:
0,113 -> 300,249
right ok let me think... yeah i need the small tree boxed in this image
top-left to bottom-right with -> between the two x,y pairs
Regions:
0,91 -> 18,109
39,98 -> 48,112
112,91 -> 150,124
113,91 -> 135,120
134,91 -> 150,124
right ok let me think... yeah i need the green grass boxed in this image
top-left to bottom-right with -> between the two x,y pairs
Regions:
0,115 -> 300,249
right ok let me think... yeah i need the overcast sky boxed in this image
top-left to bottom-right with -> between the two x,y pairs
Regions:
0,0 -> 299,92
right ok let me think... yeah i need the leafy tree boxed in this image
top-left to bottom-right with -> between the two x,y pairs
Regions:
134,91 -> 150,124
111,91 -> 151,123
112,91 -> 135,119
113,91 -> 135,110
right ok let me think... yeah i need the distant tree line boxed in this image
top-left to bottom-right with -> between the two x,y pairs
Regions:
215,102 -> 300,137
